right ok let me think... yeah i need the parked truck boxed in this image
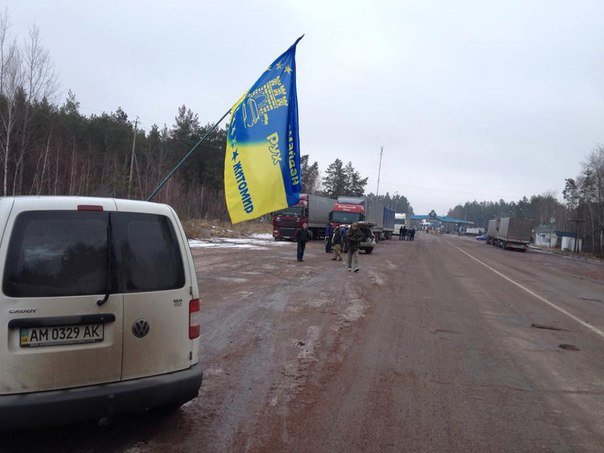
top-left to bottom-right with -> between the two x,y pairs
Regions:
464,227 -> 484,236
394,213 -> 406,235
330,197 -> 395,240
486,217 -> 532,251
272,194 -> 335,240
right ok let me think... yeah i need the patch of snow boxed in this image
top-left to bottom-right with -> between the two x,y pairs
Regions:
250,233 -> 274,240
188,235 -> 290,249
342,299 -> 366,322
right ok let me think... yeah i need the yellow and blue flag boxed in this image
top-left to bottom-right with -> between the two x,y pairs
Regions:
225,37 -> 303,224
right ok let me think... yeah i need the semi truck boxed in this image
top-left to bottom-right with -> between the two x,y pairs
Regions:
486,218 -> 532,251
394,213 -> 406,235
272,194 -> 335,240
330,197 -> 395,240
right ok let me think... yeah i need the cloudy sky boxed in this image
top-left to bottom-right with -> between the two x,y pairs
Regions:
6,0 -> 603,214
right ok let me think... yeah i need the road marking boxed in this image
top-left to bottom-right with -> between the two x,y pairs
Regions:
446,241 -> 604,340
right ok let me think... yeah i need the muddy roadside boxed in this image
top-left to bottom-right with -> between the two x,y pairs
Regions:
186,237 -> 386,451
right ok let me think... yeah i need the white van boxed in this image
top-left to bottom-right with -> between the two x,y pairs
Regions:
0,197 -> 202,430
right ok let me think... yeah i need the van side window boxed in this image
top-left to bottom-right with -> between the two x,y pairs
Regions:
113,213 -> 185,292
3,211 -> 108,297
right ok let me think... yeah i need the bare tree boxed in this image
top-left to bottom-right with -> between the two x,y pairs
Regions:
12,24 -> 58,194
581,146 -> 604,254
0,10 -> 22,196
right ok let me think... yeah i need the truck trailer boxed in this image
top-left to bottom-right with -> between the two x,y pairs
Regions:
486,217 -> 532,251
332,197 -> 395,240
272,194 -> 335,240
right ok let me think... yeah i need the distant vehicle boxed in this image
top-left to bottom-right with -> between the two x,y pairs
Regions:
486,218 -> 532,251
394,213 -> 406,236
357,221 -> 376,254
475,234 -> 488,240
330,197 -> 395,240
272,194 -> 335,241
465,227 -> 484,236
330,201 -> 364,226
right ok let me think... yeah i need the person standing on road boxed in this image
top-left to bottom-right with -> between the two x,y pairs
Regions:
410,227 -> 416,241
340,226 -> 349,254
398,226 -> 405,241
294,223 -> 311,262
325,222 -> 334,253
331,225 -> 343,261
346,222 -> 364,272
401,225 -> 408,241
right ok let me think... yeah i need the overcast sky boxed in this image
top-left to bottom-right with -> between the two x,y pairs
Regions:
5,0 -> 603,214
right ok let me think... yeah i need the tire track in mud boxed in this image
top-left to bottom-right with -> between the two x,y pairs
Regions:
191,243 -> 381,451
246,243 -> 407,452
238,275 -> 375,451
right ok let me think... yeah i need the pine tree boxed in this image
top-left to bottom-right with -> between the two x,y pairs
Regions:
301,154 -> 319,193
323,158 -> 347,198
344,161 -> 367,196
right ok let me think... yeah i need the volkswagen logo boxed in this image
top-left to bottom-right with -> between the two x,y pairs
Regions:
132,319 -> 150,338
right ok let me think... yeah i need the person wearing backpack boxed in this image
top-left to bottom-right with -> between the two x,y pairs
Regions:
346,222 -> 364,272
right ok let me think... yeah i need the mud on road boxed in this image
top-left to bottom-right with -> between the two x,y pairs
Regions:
2,233 -> 603,452
163,234 -> 604,452
192,236 -> 390,451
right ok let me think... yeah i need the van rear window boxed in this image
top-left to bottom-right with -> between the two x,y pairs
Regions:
3,211 -> 185,298
3,211 -> 109,297
113,213 -> 185,292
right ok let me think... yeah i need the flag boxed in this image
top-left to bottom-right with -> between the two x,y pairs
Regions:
225,37 -> 302,224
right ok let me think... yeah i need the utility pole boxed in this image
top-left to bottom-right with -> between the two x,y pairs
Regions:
376,146 -> 383,197
127,117 -> 139,199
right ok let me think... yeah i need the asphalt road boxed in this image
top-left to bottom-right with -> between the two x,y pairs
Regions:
2,232 -> 603,452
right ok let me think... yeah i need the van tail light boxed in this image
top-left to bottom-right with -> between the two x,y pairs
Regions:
189,298 -> 200,339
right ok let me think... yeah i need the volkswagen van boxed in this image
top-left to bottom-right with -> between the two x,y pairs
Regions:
0,197 -> 202,430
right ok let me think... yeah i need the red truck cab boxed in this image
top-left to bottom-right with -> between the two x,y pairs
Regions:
329,203 -> 365,227
272,197 -> 307,240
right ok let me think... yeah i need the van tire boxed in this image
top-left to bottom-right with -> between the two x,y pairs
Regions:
364,247 -> 373,254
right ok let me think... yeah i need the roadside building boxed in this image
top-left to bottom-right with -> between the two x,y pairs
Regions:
534,224 -> 558,248
533,225 -> 582,252
561,234 -> 582,252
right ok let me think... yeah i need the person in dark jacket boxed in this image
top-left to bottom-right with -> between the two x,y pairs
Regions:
346,222 -> 364,272
401,225 -> 407,241
294,223 -> 311,262
331,225 -> 343,261
325,222 -> 334,253
341,226 -> 349,253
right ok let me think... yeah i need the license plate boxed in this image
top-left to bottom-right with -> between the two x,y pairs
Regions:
20,323 -> 104,347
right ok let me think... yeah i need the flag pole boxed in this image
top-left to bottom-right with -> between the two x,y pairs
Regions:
146,109 -> 231,201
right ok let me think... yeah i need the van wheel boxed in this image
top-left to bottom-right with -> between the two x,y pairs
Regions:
365,247 -> 373,254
